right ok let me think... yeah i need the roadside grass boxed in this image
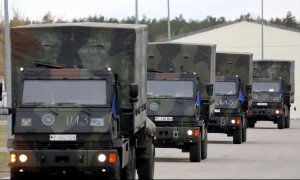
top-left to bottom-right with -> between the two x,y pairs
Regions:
0,152 -> 9,179
0,125 -> 7,147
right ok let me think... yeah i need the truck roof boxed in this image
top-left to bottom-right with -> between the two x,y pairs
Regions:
13,22 -> 148,30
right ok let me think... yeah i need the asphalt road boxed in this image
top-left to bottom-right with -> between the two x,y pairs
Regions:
2,119 -> 300,179
153,119 -> 300,179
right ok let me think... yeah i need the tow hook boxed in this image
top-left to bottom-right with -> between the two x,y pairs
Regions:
173,130 -> 179,138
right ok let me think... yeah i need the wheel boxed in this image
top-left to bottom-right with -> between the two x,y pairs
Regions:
285,111 -> 290,128
201,129 -> 207,160
248,123 -> 255,128
277,115 -> 285,129
242,126 -> 247,142
136,144 -> 154,179
233,128 -> 242,144
121,145 -> 136,179
189,141 -> 201,162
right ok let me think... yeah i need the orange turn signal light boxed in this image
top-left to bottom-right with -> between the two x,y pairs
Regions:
236,119 -> 241,125
194,129 -> 200,136
108,152 -> 117,164
10,153 -> 17,163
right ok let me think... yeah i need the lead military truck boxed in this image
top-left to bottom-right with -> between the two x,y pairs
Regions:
147,42 -> 215,162
0,22 -> 155,179
246,60 -> 295,129
209,52 -> 252,144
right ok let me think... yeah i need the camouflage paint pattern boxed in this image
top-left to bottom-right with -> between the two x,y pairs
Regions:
147,42 -> 216,100
253,60 -> 295,102
216,52 -> 253,97
11,22 -> 148,111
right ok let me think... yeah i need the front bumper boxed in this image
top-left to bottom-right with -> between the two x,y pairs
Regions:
247,108 -> 284,121
155,126 -> 201,147
10,149 -> 120,175
208,116 -> 241,133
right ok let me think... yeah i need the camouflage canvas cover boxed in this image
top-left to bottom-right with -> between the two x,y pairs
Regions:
216,52 -> 253,97
253,60 -> 295,101
11,22 -> 148,111
147,42 -> 216,100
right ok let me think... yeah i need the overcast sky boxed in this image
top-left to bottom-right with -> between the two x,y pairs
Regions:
1,0 -> 300,22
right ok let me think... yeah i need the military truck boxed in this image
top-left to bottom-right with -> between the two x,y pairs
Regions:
209,52 -> 252,144
246,60 -> 295,129
147,42 -> 215,162
0,22 -> 155,179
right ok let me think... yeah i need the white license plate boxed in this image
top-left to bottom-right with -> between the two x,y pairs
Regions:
155,117 -> 173,121
49,134 -> 77,141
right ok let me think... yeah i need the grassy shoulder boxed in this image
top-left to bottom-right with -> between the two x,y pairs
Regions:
0,125 -> 7,147
0,151 -> 9,178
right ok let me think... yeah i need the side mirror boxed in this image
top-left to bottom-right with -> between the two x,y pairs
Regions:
130,83 -> 138,102
206,83 -> 214,97
246,84 -> 252,95
287,84 -> 292,92
0,83 -> 2,101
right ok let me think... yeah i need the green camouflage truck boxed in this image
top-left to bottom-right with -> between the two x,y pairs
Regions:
209,52 -> 253,144
147,42 -> 215,162
0,22 -> 155,179
246,60 -> 295,129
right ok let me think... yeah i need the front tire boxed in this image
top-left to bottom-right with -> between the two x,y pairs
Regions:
201,129 -> 207,160
277,115 -> 285,129
233,128 -> 242,144
190,141 -> 201,162
285,111 -> 290,128
136,144 -> 154,179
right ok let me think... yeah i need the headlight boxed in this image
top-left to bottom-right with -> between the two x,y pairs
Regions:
275,110 -> 280,114
231,119 -> 236,124
97,154 -> 106,162
19,154 -> 28,163
187,130 -> 193,136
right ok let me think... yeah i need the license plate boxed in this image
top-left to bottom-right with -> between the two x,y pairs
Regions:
49,134 -> 77,141
155,117 -> 173,121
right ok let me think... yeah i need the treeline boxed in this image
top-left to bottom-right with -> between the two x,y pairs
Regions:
0,11 -> 299,77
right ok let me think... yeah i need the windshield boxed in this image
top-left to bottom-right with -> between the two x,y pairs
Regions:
22,80 -> 107,105
253,82 -> 280,93
147,80 -> 194,98
215,82 -> 237,95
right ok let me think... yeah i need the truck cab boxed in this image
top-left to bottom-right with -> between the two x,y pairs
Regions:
248,77 -> 289,129
246,60 -> 295,129
147,72 -> 209,162
0,22 -> 155,180
209,75 -> 249,144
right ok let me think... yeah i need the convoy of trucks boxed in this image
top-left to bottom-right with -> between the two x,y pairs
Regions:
147,42 -> 215,162
0,23 -> 155,179
246,60 -> 295,129
209,52 -> 253,144
0,21 -> 297,179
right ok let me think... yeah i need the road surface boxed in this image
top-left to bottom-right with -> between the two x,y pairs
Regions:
2,119 -> 300,179
153,119 -> 300,179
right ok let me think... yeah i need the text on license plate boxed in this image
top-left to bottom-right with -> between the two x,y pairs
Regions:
49,134 -> 77,141
155,117 -> 173,121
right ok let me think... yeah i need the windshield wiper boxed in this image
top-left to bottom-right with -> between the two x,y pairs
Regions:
56,102 -> 81,106
81,109 -> 92,115
22,102 -> 59,115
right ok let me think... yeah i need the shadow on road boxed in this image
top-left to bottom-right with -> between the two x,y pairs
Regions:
155,157 -> 190,163
208,140 -> 233,144
251,127 -> 277,129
